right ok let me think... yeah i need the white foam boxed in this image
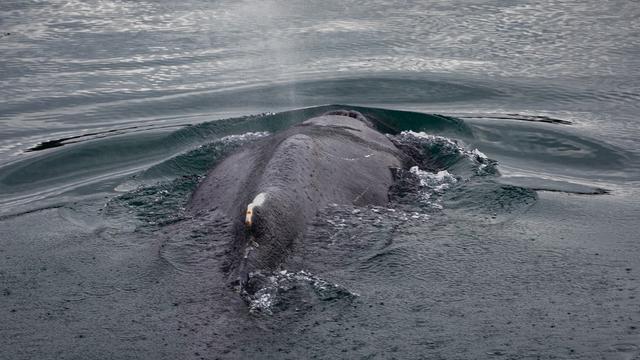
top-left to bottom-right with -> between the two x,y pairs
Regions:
393,131 -> 496,176
220,131 -> 269,143
409,166 -> 457,191
400,131 -> 460,146
246,270 -> 358,314
407,166 -> 458,207
472,148 -> 488,160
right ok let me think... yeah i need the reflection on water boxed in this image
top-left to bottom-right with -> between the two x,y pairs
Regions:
1,0 -> 639,152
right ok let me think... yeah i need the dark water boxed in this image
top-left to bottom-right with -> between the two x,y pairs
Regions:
1,1 -> 640,359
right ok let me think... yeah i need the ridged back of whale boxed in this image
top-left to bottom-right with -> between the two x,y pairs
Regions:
188,112 -> 404,284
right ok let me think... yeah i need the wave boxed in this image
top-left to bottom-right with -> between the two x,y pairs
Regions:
0,104 -> 628,215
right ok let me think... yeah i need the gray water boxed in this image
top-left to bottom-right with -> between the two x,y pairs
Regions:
1,1 -> 640,359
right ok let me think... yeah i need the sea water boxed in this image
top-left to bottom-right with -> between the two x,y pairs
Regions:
1,1 -> 639,359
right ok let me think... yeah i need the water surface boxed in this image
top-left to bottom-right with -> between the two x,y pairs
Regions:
1,1 -> 639,359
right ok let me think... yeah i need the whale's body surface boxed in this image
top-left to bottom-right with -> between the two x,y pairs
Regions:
188,111 -> 405,284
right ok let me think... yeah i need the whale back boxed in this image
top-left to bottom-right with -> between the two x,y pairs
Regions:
188,113 -> 404,283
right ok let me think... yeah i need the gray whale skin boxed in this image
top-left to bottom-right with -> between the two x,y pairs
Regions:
188,110 -> 406,287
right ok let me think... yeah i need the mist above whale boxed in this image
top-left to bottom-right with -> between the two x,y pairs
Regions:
188,110 -> 408,287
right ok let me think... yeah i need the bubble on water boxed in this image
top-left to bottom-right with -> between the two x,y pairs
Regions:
389,131 -> 498,176
243,269 -> 358,315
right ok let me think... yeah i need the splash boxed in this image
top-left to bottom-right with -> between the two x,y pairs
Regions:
390,130 -> 496,176
408,166 -> 458,205
243,270 -> 358,315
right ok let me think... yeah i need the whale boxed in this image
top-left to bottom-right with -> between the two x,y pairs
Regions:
188,110 -> 408,288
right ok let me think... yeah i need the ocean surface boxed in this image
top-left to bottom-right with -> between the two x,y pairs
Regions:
1,1 -> 640,359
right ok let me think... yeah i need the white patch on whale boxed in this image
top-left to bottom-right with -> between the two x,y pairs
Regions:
245,192 -> 267,227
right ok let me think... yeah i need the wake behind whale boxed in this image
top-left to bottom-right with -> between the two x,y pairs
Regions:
188,110 -> 409,290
